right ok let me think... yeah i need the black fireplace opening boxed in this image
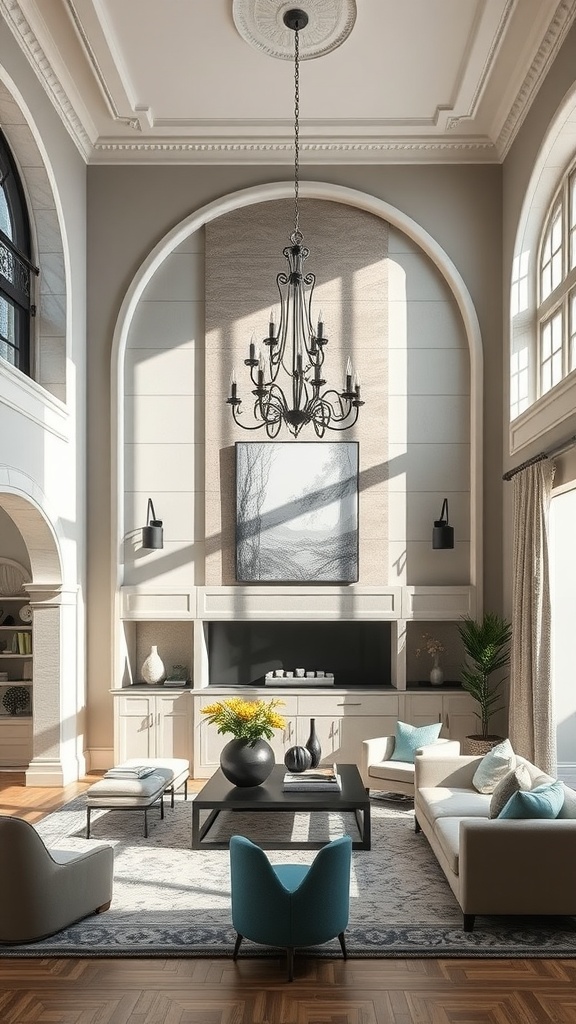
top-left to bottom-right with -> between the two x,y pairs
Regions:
207,620 -> 392,687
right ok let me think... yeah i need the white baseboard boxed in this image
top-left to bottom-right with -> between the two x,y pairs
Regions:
87,747 -> 114,772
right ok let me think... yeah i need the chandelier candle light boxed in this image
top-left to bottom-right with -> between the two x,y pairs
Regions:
227,8 -> 363,438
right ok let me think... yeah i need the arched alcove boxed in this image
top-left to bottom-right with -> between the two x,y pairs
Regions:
112,181 -> 483,597
0,481 -> 82,786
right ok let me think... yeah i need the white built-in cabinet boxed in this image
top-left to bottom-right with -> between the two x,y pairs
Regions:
114,584 -> 490,777
113,689 -> 192,765
0,595 -> 33,767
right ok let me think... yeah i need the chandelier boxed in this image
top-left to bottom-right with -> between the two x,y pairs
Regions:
227,7 -> 364,438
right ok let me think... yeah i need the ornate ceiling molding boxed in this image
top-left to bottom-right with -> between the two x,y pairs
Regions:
0,0 -> 91,159
496,0 -> 576,158
232,0 -> 356,61
91,138 -> 497,166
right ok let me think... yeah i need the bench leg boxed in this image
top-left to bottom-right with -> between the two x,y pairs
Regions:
184,779 -> 188,801
144,809 -> 148,838
160,795 -> 165,820
86,808 -> 91,839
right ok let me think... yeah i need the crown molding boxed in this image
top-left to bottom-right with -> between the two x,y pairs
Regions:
496,0 -> 576,159
90,137 -> 498,166
0,0 -> 92,160
3,0 -> 575,165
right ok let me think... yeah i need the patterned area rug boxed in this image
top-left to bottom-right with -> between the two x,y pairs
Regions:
4,793 -> 576,958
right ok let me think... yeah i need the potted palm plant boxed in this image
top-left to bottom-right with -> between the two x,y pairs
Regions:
457,612 -> 512,755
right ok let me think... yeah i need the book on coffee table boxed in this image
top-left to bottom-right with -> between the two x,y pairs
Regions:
283,764 -> 341,791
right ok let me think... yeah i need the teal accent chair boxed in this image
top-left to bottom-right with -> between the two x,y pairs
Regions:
229,834 -> 352,981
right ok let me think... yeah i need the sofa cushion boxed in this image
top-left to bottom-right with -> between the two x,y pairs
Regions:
558,783 -> 576,819
489,763 -> 533,819
368,760 -> 415,784
472,739 -> 516,793
433,817 -> 462,875
417,786 -> 491,826
390,721 -> 442,764
498,779 -> 565,819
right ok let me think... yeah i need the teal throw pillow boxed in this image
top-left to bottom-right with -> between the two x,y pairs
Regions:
498,779 -> 565,819
390,721 -> 442,764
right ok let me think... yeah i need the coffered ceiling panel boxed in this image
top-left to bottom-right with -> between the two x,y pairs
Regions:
2,0 -> 576,163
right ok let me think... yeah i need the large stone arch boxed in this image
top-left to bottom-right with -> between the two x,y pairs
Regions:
111,180 -> 484,602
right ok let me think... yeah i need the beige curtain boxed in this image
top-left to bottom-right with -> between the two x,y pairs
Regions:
509,459 -> 556,774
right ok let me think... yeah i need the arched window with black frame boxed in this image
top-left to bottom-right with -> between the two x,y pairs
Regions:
0,129 -> 38,376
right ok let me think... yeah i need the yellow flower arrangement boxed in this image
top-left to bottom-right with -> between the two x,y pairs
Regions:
201,697 -> 286,743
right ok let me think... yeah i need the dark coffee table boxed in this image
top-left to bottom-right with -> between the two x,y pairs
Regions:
192,763 -> 370,850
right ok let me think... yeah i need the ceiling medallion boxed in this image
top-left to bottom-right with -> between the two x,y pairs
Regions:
232,0 -> 356,60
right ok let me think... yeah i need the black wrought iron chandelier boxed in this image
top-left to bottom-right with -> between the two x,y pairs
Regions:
227,8 -> 363,438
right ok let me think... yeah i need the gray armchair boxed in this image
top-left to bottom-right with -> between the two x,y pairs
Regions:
361,735 -> 461,797
0,815 -> 114,944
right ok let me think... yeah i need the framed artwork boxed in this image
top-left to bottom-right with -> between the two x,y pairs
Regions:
235,442 -> 359,583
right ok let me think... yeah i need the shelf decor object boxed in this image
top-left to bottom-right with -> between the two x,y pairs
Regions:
142,498 -> 163,550
305,718 -> 322,768
226,8 -> 363,438
284,745 -> 313,773
2,685 -> 30,716
236,441 -> 358,582
141,645 -> 166,685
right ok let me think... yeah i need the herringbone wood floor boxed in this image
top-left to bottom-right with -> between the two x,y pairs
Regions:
1,772 -> 575,1024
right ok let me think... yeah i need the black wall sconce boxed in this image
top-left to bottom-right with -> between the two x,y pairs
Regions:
142,498 -> 163,550
432,498 -> 454,549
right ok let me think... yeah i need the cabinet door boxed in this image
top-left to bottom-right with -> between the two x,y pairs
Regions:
443,693 -> 479,745
0,720 -> 32,767
297,715 -> 398,766
116,695 -> 154,762
403,694 -> 445,733
268,717 -> 298,762
156,693 -> 192,761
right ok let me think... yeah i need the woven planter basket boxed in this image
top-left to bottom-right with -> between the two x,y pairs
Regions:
463,735 -> 504,756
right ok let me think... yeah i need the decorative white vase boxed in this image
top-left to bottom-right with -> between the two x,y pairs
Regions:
141,645 -> 166,685
429,656 -> 444,686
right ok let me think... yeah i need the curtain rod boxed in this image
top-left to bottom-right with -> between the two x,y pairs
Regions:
503,433 -> 576,481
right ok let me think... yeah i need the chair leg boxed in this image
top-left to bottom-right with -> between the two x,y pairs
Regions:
338,931 -> 347,959
232,933 -> 243,960
286,947 -> 294,982
414,817 -> 421,833
463,914 -> 475,932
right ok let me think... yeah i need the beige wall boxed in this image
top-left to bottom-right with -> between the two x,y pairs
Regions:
87,162 -> 501,754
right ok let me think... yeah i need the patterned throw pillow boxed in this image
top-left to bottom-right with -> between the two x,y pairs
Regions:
489,763 -> 533,818
498,779 -> 565,819
472,739 -> 516,794
390,721 -> 442,764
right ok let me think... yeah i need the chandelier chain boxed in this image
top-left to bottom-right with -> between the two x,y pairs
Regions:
293,25 -> 301,241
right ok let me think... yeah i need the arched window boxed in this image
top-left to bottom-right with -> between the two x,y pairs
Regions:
537,161 -> 576,398
0,129 -> 38,376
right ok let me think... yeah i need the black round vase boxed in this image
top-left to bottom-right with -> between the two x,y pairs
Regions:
305,718 -> 322,768
220,737 -> 275,787
284,745 -> 312,773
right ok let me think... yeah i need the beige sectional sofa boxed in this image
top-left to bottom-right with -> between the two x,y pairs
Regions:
414,752 -> 576,931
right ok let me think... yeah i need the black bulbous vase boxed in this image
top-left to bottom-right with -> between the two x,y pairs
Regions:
284,745 -> 312,773
305,718 -> 322,768
219,737 -> 275,787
